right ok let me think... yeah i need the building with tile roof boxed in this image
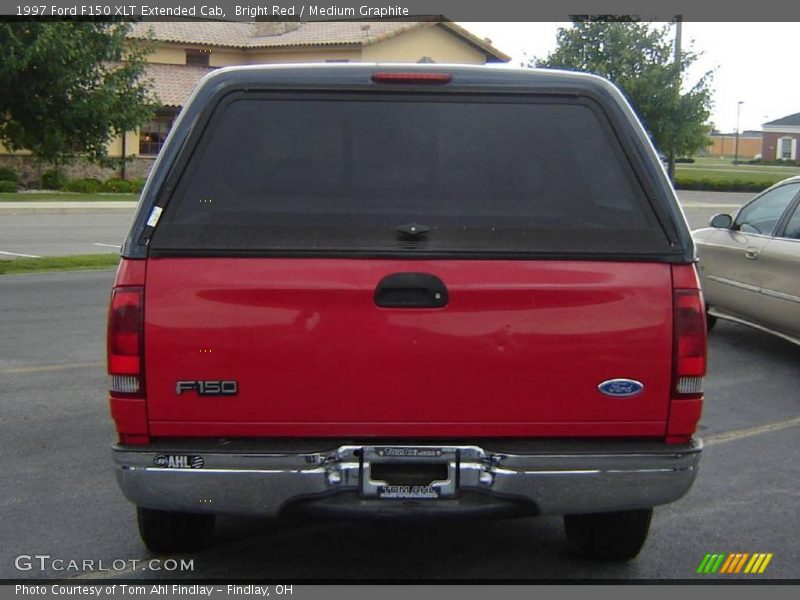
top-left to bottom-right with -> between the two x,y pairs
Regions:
128,20 -> 509,164
129,20 -> 508,56
133,21 -> 508,107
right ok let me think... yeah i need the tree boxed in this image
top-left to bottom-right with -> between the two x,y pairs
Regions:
0,22 -> 155,166
533,19 -> 713,180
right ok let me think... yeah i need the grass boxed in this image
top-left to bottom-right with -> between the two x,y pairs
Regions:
675,157 -> 800,191
677,158 -> 800,181
0,192 -> 138,202
0,253 -> 120,275
686,156 -> 800,171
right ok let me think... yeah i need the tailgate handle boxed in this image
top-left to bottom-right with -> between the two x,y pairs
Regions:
374,273 -> 449,308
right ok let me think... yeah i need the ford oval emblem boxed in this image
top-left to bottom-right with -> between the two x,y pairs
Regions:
598,379 -> 644,398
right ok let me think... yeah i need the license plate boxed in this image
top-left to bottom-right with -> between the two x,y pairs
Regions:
361,446 -> 458,499
377,484 -> 441,500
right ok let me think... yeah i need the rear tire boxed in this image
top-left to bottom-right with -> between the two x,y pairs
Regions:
564,508 -> 652,560
137,507 -> 215,554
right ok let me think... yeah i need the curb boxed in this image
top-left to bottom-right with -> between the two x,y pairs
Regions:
0,202 -> 137,214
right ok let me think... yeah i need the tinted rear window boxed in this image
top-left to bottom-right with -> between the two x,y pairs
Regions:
150,94 -> 670,256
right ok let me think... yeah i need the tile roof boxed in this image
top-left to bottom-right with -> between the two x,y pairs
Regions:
141,63 -> 215,107
763,112 -> 800,128
128,20 -> 509,61
131,21 -> 256,48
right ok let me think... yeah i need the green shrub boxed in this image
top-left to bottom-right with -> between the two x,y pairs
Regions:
0,180 -> 18,193
101,178 -> 136,193
64,178 -> 103,194
130,178 -> 146,193
0,166 -> 19,183
674,176 -> 771,193
675,157 -> 695,164
745,158 -> 799,167
40,169 -> 69,190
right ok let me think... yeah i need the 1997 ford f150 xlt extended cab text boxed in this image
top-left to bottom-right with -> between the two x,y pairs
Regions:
108,65 -> 706,560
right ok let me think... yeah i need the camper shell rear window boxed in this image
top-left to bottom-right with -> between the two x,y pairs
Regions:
149,92 -> 672,258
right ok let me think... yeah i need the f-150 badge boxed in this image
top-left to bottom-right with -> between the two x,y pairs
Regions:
176,380 -> 238,396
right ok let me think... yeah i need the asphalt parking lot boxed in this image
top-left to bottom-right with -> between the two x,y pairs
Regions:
0,205 -> 134,258
0,192 -> 797,580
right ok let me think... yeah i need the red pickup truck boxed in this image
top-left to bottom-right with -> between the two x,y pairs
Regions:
108,64 -> 706,561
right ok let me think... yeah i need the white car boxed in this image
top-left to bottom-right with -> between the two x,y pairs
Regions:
692,176 -> 800,345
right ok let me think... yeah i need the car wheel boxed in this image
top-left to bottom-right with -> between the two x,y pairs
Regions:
137,507 -> 215,554
564,508 -> 652,560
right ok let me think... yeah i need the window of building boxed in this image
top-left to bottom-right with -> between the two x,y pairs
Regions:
778,136 -> 796,161
139,111 -> 178,156
186,49 -> 211,67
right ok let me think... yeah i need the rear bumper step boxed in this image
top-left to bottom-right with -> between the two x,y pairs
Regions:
113,439 -> 702,517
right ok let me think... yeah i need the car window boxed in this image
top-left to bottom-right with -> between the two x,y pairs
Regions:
781,202 -> 800,240
734,184 -> 800,236
152,95 -> 670,257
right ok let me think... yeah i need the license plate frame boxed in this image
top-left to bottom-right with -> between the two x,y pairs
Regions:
360,446 -> 459,500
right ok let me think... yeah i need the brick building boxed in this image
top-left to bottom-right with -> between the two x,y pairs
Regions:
707,130 -> 762,159
761,112 -> 800,163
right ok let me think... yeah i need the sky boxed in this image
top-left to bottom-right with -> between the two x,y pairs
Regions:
461,22 -> 800,133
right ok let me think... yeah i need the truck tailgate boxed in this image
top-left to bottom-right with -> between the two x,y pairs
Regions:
144,258 -> 673,437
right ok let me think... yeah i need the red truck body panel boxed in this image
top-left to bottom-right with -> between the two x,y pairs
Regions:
142,258 -> 674,437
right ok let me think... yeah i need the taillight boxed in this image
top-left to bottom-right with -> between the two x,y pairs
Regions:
372,72 -> 452,84
108,286 -> 144,397
673,289 -> 707,398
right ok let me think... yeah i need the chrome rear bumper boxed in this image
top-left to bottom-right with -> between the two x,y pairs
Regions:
113,439 -> 702,517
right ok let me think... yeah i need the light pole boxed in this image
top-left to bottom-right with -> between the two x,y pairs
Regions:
668,15 -> 683,182
734,101 -> 744,164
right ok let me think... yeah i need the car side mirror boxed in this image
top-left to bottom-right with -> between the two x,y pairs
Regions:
709,213 -> 733,229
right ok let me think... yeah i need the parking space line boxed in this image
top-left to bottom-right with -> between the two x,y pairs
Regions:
93,243 -> 122,248
1,361 -> 105,374
704,417 -> 800,446
0,250 -> 41,258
